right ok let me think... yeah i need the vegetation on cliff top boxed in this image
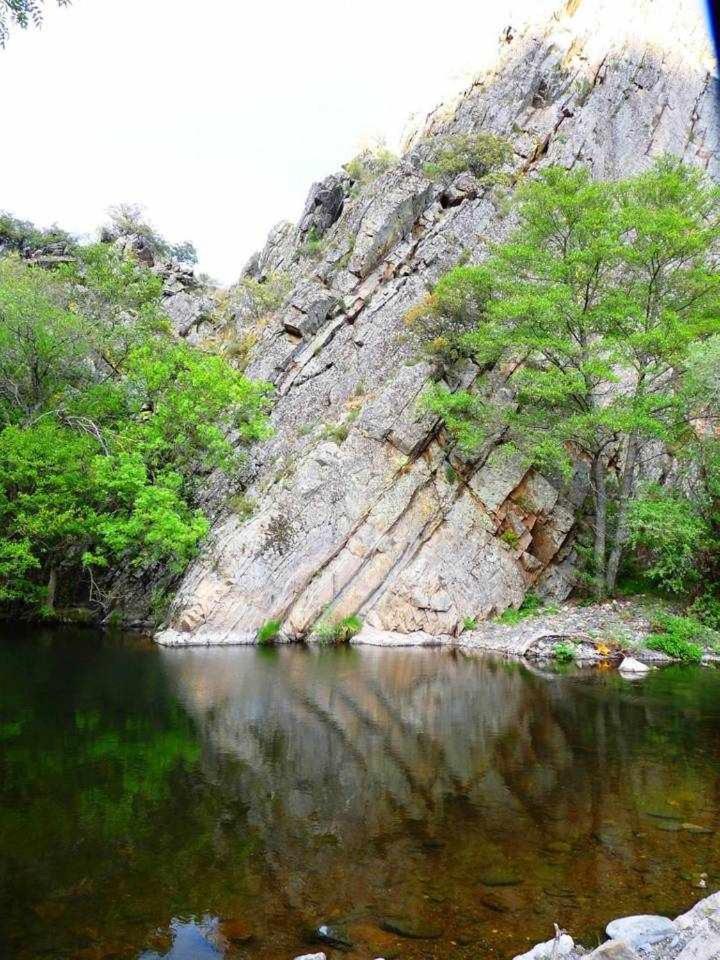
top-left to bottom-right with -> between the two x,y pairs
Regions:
0,244 -> 272,619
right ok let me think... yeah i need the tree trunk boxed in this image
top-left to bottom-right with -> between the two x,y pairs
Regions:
592,453 -> 607,600
606,433 -> 640,595
46,565 -> 57,614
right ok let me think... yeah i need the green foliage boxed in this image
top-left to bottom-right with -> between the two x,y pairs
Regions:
0,254 -> 272,617
423,133 -> 512,182
344,144 -> 397,186
500,529 -> 521,548
553,641 -> 576,662
445,463 -> 458,484
646,613 -> 708,663
102,204 -> 197,266
423,159 -> 720,596
0,0 -> 69,47
404,265 -> 489,369
235,271 -> 291,321
314,613 -> 363,644
687,594 -> 720,632
463,616 -> 478,631
628,485 -> 710,595
323,421 -> 349,444
300,226 -> 326,259
257,618 -> 281,645
495,592 -> 544,625
0,211 -> 74,257
227,493 -> 255,520
167,241 -> 198,266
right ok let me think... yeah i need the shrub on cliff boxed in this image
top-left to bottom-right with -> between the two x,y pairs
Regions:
404,264 -> 490,370
344,144 -> 397,187
422,158 -> 720,599
423,132 -> 512,182
0,251 -> 273,618
0,211 -> 75,257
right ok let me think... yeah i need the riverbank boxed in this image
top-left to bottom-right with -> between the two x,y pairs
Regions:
292,891 -> 720,960
354,598 -> 720,667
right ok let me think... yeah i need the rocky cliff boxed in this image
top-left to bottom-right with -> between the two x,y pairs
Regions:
156,0 -> 720,646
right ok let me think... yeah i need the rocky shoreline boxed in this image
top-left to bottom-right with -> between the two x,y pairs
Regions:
349,599 -> 720,668
292,891 -> 720,960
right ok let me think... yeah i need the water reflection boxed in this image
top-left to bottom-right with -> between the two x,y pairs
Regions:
1,631 -> 719,960
140,917 -> 222,960
159,646 -> 720,958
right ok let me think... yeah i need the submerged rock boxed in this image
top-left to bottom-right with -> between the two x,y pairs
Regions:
218,918 -> 254,943
479,868 -> 523,887
311,924 -> 353,951
379,918 -> 443,940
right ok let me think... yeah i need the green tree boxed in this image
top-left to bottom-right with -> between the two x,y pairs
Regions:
424,159 -> 720,597
0,0 -> 70,47
0,251 -> 272,617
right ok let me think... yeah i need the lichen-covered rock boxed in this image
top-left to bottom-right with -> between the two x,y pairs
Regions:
156,0 -> 720,646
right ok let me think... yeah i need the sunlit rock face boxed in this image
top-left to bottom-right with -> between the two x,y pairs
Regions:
156,0 -> 720,646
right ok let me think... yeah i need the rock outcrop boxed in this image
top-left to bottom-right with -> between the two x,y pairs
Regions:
156,0 -> 720,646
516,892 -> 720,960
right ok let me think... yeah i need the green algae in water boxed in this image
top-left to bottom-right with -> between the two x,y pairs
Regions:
1,626 -> 720,960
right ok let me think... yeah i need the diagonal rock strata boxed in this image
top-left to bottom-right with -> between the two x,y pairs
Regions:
156,0 -> 720,646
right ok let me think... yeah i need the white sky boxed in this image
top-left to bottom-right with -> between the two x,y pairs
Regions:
0,0 -> 713,283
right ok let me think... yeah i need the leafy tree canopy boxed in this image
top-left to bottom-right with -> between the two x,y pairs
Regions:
0,0 -> 70,47
422,158 -> 720,597
0,247 -> 272,618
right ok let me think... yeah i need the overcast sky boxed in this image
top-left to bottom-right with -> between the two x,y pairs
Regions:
0,0 -> 712,283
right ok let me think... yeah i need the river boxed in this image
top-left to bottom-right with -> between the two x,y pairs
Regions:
1,626 -> 719,960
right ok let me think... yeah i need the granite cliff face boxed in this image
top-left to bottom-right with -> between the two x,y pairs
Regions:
156,0 -> 720,646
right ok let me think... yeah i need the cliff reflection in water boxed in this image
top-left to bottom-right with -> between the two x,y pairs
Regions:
160,646 -> 720,955
3,632 -> 719,960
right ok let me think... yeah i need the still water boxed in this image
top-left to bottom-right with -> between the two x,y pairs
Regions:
1,628 -> 719,960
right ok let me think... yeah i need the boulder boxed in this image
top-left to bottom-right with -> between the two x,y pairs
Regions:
605,915 -> 677,950
587,940 -> 641,960
618,657 -> 651,675
163,290 -> 214,337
